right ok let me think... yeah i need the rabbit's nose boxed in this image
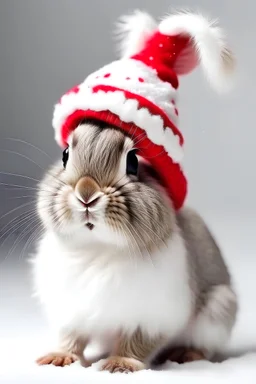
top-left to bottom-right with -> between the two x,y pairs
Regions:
75,176 -> 102,207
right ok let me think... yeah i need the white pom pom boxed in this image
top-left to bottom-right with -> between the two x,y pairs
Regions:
115,10 -> 157,58
159,11 -> 236,92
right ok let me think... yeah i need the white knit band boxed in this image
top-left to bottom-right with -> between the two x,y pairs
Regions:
53,87 -> 183,163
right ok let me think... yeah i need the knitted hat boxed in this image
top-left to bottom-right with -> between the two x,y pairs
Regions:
52,11 -> 234,210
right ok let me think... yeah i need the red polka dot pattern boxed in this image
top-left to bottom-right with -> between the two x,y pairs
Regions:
67,85 -> 79,95
132,31 -> 190,89
59,85 -> 79,103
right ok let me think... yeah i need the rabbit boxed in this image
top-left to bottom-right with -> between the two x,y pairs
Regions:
33,9 -> 237,373
33,121 -> 237,373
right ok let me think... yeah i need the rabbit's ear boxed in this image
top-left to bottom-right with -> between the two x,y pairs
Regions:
115,10 -> 157,58
159,11 -> 235,92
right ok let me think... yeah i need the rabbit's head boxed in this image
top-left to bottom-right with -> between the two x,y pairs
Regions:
38,122 -> 175,253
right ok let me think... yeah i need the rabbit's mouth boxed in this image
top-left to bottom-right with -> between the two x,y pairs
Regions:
85,209 -> 96,222
85,222 -> 94,230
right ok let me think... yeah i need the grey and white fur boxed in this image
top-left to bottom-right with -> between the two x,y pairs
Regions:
34,122 -> 237,373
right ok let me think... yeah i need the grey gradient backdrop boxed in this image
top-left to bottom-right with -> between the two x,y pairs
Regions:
1,0 -> 256,359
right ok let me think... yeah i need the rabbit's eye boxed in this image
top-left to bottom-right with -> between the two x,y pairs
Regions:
62,146 -> 69,168
126,150 -> 138,176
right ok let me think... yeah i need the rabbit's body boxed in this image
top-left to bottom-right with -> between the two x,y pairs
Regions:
34,224 -> 191,343
34,126 -> 237,370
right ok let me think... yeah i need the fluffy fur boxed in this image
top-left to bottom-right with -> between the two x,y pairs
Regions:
116,10 -> 235,92
33,123 -> 237,372
159,11 -> 235,91
115,10 -> 157,58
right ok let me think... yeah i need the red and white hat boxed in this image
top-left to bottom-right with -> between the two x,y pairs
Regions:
53,11 -> 234,210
